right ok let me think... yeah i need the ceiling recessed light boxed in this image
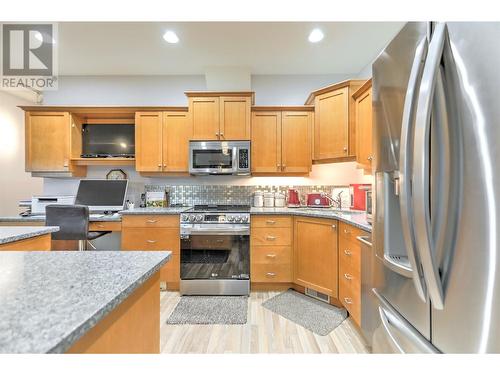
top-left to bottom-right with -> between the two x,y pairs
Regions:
163,30 -> 179,44
308,28 -> 324,43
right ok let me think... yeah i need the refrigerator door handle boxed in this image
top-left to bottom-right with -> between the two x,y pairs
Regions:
398,37 -> 428,302
413,22 -> 447,310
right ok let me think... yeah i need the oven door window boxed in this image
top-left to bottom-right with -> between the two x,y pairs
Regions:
192,149 -> 233,169
180,234 -> 250,280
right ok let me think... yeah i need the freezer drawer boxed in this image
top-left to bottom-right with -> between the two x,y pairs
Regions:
372,289 -> 438,353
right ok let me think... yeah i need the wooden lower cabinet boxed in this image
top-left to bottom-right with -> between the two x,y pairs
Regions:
251,216 -> 292,286
338,222 -> 368,326
293,217 -> 338,298
121,215 -> 180,291
0,234 -> 51,251
67,272 -> 160,353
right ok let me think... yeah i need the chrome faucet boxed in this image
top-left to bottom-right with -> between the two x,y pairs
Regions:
330,191 -> 344,210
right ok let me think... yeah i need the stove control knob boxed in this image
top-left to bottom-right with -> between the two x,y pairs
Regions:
195,214 -> 203,222
241,216 -> 249,223
235,216 -> 242,223
181,214 -> 189,222
189,215 -> 196,222
227,215 -> 234,222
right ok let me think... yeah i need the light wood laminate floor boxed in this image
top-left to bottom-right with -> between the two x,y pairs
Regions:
160,291 -> 370,354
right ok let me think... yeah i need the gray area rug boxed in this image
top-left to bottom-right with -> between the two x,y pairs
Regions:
262,289 -> 347,336
167,296 -> 248,325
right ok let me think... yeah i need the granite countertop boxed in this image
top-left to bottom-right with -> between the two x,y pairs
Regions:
0,214 -> 122,223
119,207 -> 191,215
0,251 -> 171,354
0,226 -> 59,245
250,207 -> 372,232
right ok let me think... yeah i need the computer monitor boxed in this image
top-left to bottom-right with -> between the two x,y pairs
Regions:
75,179 -> 128,212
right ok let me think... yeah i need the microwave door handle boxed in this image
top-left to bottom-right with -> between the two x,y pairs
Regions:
413,22 -> 447,310
398,37 -> 429,302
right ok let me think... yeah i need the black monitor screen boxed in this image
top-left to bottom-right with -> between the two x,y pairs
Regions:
82,124 -> 135,157
75,180 -> 128,208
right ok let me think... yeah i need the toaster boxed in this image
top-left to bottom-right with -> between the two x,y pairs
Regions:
306,193 -> 331,208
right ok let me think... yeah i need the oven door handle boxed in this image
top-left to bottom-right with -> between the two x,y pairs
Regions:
187,229 -> 250,236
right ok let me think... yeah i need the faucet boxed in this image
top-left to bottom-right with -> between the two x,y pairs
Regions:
330,191 -> 344,210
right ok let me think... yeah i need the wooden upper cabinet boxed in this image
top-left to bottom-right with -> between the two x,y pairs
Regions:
353,80 -> 373,172
281,111 -> 312,173
294,217 -> 339,298
189,97 -> 220,140
306,80 -> 365,162
187,92 -> 253,141
314,88 -> 349,159
25,111 -> 74,173
135,112 -> 163,172
220,96 -> 251,140
162,111 -> 192,172
251,111 -> 282,173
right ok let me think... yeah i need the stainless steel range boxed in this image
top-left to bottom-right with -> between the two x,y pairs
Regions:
180,205 -> 250,296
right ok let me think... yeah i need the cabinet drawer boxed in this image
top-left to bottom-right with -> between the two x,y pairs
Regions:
251,215 -> 292,228
339,275 -> 361,325
339,221 -> 368,242
339,262 -> 361,290
121,215 -> 179,228
89,221 -> 122,232
251,263 -> 292,283
161,254 -> 180,284
251,246 -> 291,265
251,227 -> 291,246
339,236 -> 361,271
121,228 -> 180,254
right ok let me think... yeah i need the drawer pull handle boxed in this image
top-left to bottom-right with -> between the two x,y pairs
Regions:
146,219 -> 158,223
146,240 -> 157,244
344,273 -> 353,280
344,297 -> 353,305
215,239 -> 224,243
266,236 -> 276,241
266,272 -> 277,277
344,249 -> 352,256
97,224 -> 104,228
266,220 -> 276,224
266,253 -> 277,258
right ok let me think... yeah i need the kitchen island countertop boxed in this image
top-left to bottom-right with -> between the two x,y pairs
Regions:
0,250 -> 171,353
0,226 -> 59,245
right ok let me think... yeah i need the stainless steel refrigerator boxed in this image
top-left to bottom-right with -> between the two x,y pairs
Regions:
371,22 -> 500,353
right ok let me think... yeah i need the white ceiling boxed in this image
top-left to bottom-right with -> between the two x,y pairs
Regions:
57,22 -> 404,76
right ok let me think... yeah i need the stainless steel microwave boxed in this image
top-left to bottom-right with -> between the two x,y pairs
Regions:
189,141 -> 250,175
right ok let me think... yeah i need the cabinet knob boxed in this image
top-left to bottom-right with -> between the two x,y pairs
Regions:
163,164 -> 167,168
344,297 -> 353,305
331,224 -> 337,229
367,156 -> 373,161
344,273 -> 353,280
344,229 -> 351,234
344,249 -> 352,256
343,147 -> 348,152
158,164 -> 161,168
219,132 -> 224,138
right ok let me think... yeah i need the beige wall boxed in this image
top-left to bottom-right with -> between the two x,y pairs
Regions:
0,91 -> 43,215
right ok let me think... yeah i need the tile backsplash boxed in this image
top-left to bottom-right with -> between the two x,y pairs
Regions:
145,184 -> 351,207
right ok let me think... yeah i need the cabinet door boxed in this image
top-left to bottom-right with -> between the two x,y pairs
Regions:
135,112 -> 163,172
314,87 -> 349,159
219,96 -> 251,140
355,87 -> 373,171
294,217 -> 338,297
162,111 -> 192,172
281,111 -> 312,173
190,97 -> 220,140
251,111 -> 282,173
25,112 -> 70,172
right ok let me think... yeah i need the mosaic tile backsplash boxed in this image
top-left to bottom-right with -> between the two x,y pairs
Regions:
145,184 -> 351,207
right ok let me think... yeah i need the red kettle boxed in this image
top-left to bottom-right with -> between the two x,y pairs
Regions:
287,189 -> 300,207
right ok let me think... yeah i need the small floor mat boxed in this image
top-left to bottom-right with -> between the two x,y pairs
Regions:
262,289 -> 347,336
166,296 -> 248,325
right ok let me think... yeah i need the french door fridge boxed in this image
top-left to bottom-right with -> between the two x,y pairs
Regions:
371,22 -> 500,353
